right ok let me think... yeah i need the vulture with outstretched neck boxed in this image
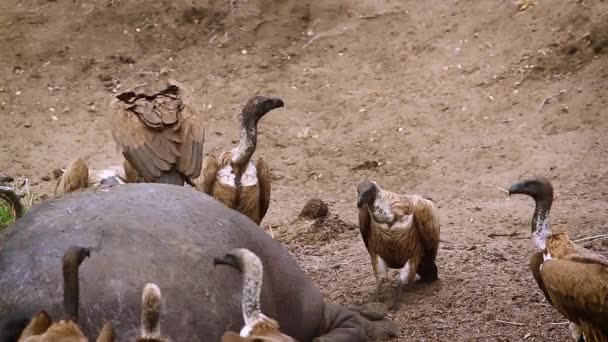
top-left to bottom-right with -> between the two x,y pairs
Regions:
109,79 -> 204,186
215,248 -> 296,342
199,96 -> 284,225
509,177 -> 608,342
357,180 -> 441,301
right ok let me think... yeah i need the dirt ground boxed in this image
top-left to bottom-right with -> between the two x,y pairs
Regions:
1,0 -> 607,340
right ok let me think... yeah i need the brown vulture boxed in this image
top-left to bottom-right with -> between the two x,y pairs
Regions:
198,96 -> 284,225
214,248 -> 296,342
17,246 -> 114,342
357,180 -> 441,301
509,176 -> 608,342
54,158 -> 142,195
109,79 -> 205,186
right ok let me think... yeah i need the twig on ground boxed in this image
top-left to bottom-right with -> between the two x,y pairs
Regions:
496,186 -> 509,194
573,234 -> 608,243
268,224 -> 275,239
302,28 -> 347,49
549,321 -> 569,325
536,90 -> 567,113
495,319 -> 525,326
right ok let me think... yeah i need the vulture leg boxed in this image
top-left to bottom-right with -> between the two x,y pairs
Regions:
256,158 -> 271,224
159,169 -> 186,186
529,252 -> 553,305
55,158 -> 89,195
199,154 -> 219,195
372,255 -> 388,302
96,322 -> 114,342
416,247 -> 439,283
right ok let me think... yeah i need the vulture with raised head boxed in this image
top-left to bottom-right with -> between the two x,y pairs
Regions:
509,177 -> 608,342
357,180 -> 441,301
215,248 -> 296,342
199,96 -> 284,225
109,79 -> 204,186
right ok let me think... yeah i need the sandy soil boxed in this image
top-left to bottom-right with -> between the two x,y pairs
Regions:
1,0 -> 607,340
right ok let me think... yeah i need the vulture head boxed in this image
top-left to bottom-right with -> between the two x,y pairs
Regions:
356,180 -> 378,209
242,96 -> 285,125
508,176 -> 554,205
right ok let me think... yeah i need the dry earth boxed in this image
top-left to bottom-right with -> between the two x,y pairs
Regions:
1,0 -> 607,341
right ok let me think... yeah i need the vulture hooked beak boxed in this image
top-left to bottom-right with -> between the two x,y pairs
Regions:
507,177 -> 554,202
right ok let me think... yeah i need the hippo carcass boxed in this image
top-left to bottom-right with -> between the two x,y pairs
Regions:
0,184 -> 364,341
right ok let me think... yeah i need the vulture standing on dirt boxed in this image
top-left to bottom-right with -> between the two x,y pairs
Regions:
199,96 -> 284,225
109,79 -> 204,186
509,177 -> 608,342
16,246 -> 114,342
357,180 -> 441,301
215,248 -> 296,342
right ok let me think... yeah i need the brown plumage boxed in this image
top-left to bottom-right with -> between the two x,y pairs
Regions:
199,96 -> 283,225
357,180 -> 441,300
509,176 -> 608,342
135,283 -> 168,342
214,248 -> 296,342
55,158 -> 89,195
18,246 -> 114,342
109,79 -> 204,186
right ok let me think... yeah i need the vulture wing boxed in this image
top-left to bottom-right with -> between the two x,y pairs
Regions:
410,196 -> 441,251
109,80 -> 204,182
199,154 -> 219,195
256,158 -> 271,223
540,256 -> 608,336
358,206 -> 372,250
529,252 -> 553,305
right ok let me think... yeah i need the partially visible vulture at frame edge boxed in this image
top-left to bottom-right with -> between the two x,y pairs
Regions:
356,180 -> 441,302
109,79 -> 205,186
198,95 -> 284,225
508,176 -> 608,342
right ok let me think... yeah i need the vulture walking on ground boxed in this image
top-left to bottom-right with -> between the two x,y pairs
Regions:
215,248 -> 296,342
109,79 -> 204,186
509,177 -> 608,342
199,96 -> 284,225
357,180 -> 441,301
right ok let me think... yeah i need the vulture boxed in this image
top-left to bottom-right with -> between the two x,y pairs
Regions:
357,180 -> 441,301
109,79 -> 205,186
55,158 -> 141,195
135,283 -> 167,342
509,177 -> 608,342
199,96 -> 284,225
17,246 -> 114,342
214,248 -> 296,342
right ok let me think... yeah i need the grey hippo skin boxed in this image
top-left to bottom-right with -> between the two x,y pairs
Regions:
0,184 -> 364,342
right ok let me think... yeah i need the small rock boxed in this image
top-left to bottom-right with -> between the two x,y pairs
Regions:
358,302 -> 388,321
23,121 -> 32,128
300,198 -> 329,220
41,175 -> 51,181
358,316 -> 400,341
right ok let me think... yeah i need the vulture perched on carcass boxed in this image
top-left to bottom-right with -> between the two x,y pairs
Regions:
198,95 -> 284,225
509,177 -> 608,342
109,79 -> 204,186
16,246 -> 114,342
356,180 -> 441,301
136,283 -> 167,342
215,248 -> 296,342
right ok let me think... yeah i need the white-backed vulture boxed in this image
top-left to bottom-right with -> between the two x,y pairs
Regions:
135,283 -> 167,342
55,158 -> 142,195
509,177 -> 608,342
17,246 -> 114,342
357,180 -> 441,301
109,79 -> 204,186
214,248 -> 296,342
198,96 -> 284,225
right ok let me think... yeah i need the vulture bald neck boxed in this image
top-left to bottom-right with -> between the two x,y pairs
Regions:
231,96 -> 284,172
508,177 -> 553,250
62,246 -> 91,322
